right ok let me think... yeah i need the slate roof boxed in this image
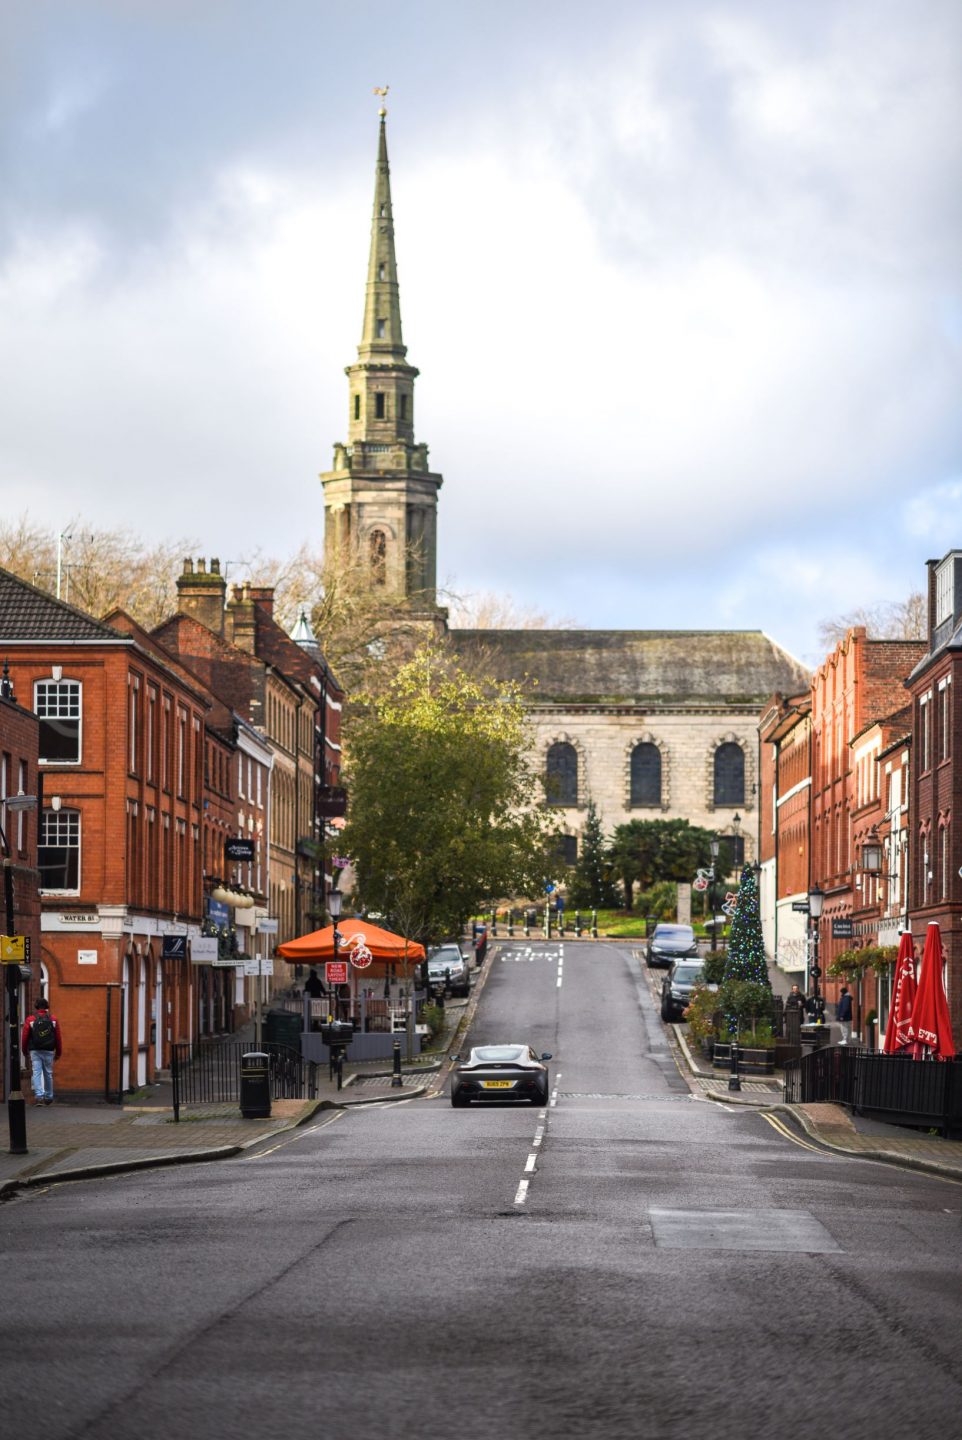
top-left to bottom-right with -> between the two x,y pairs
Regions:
0,566 -> 126,643
448,628 -> 811,706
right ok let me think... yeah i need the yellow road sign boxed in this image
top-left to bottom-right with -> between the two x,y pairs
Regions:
0,935 -> 27,962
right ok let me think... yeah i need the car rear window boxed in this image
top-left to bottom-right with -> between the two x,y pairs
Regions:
654,926 -> 694,941
672,966 -> 702,983
472,1046 -> 526,1063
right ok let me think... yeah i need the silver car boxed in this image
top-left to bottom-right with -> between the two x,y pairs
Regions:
426,943 -> 471,997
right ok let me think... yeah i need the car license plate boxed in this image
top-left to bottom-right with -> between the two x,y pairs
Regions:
481,1079 -> 513,1089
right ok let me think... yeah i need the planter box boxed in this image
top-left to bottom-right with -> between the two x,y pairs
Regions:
712,1043 -> 775,1075
700,1038 -> 715,1060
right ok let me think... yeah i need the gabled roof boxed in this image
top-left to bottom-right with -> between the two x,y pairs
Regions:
0,566 -> 127,643
449,628 -> 811,706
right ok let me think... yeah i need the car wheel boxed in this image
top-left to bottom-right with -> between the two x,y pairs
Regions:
451,1091 -> 469,1108
660,1000 -> 670,1021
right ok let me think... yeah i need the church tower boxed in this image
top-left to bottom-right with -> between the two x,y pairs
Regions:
321,107 -> 443,610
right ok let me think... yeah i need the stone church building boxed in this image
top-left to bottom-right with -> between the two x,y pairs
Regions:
322,111 -> 810,873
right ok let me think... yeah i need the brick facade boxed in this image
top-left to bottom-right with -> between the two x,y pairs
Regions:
0,681 -> 42,1096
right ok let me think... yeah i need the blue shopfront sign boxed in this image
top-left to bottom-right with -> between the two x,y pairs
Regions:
207,898 -> 230,927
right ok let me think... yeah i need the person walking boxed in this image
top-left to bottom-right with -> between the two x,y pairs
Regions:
21,995 -> 63,1105
836,985 -> 853,1045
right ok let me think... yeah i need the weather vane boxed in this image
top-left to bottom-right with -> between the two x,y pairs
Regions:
373,84 -> 389,117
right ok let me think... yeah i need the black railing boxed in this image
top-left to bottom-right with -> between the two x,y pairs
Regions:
170,1040 -> 318,1121
784,1047 -> 962,1137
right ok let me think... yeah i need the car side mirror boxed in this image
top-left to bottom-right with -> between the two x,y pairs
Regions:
450,1054 -> 460,1062
541,1052 -> 552,1061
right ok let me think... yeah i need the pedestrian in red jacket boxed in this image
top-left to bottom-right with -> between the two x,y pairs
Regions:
21,997 -> 63,1105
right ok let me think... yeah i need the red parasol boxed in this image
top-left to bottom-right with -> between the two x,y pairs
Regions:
909,922 -> 955,1060
881,930 -> 917,1054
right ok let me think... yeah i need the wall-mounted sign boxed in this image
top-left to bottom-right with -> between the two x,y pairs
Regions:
190,937 -> 219,964
791,901 -> 810,913
831,918 -> 854,940
206,898 -> 230,926
225,837 -> 256,862
317,786 -> 348,818
256,917 -> 279,934
243,956 -> 274,977
77,949 -> 98,966
60,912 -> 98,925
161,935 -> 188,960
0,935 -> 27,963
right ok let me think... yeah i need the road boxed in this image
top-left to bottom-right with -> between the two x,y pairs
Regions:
2,940 -> 961,1440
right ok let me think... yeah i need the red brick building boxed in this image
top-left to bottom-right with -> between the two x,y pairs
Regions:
907,550 -> 962,1043
759,692 -> 812,981
0,567 -> 208,1098
811,627 -> 926,1026
0,666 -> 42,1097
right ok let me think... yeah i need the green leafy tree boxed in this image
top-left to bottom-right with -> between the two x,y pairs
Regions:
721,864 -> 771,1036
567,800 -> 618,908
607,819 -> 716,910
340,644 -> 553,946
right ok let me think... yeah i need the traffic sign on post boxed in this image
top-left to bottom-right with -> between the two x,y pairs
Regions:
0,935 -> 28,963
326,961 -> 348,985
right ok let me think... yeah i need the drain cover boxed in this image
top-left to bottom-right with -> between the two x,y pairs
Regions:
649,1207 -> 841,1253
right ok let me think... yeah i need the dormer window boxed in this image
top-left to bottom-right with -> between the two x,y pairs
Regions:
935,557 -> 954,626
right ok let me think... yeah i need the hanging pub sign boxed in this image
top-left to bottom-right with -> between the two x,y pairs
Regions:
161,934 -> 187,960
831,918 -> 854,940
318,786 -> 348,818
225,837 -> 256,863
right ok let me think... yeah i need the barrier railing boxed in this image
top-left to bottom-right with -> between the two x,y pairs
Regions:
784,1047 -> 962,1137
170,1040 -> 318,1121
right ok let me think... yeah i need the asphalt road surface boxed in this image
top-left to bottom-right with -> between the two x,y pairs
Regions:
2,940 -> 961,1440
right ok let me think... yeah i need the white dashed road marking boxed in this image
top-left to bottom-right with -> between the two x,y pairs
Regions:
524,1153 -> 537,1173
514,1178 -> 529,1206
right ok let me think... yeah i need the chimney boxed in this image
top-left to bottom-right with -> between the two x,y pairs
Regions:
176,557 -> 226,635
227,582 -> 257,655
247,585 -> 275,621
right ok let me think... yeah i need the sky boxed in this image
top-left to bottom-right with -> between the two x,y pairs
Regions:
1,0 -> 960,667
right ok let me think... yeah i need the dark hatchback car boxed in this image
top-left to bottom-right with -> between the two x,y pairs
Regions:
450,1044 -> 552,1108
645,923 -> 698,969
661,959 -> 707,1022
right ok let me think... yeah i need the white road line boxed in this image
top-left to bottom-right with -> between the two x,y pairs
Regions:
538,1109 -> 547,1119
524,1153 -> 537,1173
533,1126 -> 544,1146
514,1178 -> 529,1205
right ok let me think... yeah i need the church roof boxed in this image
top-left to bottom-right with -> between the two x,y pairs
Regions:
449,628 -> 811,706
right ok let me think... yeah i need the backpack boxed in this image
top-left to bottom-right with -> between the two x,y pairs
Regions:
30,1013 -> 57,1051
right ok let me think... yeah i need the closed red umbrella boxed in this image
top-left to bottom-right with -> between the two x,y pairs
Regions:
882,930 -> 917,1054
909,921 -> 955,1060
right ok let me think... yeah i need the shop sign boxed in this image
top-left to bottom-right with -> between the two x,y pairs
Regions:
191,937 -> 219,964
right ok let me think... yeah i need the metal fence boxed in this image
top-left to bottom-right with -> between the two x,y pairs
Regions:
784,1047 -> 962,1137
170,1040 -> 318,1121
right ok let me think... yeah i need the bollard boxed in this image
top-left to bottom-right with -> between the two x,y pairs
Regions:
490,910 -> 497,937
728,1036 -> 741,1093
591,909 -> 598,939
544,903 -> 551,939
575,910 -> 582,937
392,1037 -> 403,1088
507,908 -> 515,937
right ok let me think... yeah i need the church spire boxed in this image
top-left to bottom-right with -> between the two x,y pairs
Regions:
358,109 -> 406,364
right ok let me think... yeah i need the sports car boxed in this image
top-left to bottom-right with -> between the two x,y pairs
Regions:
450,1044 -> 552,1107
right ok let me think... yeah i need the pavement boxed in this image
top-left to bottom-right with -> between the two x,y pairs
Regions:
665,982 -> 962,1184
0,964 -> 481,1199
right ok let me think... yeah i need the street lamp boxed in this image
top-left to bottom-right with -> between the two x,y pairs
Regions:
808,882 -> 825,1024
2,792 -> 38,1155
328,887 -> 343,1019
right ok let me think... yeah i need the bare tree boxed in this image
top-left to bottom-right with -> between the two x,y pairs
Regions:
443,586 -> 575,630
817,592 -> 926,649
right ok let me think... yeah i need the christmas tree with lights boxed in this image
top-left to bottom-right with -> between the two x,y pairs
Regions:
721,863 -> 772,1037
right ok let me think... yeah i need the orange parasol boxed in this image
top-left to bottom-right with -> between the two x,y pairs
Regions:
276,919 -> 425,968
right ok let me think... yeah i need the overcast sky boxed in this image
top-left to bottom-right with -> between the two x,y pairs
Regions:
1,0 -> 960,665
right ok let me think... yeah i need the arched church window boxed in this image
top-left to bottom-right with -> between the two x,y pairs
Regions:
714,743 -> 745,806
630,743 -> 661,806
369,530 -> 387,586
546,742 -> 578,806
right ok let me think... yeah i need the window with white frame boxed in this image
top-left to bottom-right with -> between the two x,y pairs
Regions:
919,694 -> 932,771
935,557 -> 953,626
38,808 -> 80,891
938,676 -> 951,762
35,679 -> 82,763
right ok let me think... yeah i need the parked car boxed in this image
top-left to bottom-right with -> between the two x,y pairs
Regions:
450,1044 -> 552,1107
645,923 -> 698,968
660,959 -> 707,1022
426,943 -> 471,997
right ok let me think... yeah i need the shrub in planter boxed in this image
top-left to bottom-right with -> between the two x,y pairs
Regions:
701,951 -> 727,986
683,984 -> 718,1044
718,979 -> 774,1046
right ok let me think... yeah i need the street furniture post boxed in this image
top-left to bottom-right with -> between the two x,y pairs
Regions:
392,1037 -> 403,1088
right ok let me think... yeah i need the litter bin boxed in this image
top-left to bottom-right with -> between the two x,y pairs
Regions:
474,925 -> 488,966
240,1051 -> 272,1119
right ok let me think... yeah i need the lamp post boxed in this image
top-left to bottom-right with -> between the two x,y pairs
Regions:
328,887 -> 343,1020
808,883 -> 825,1024
2,793 -> 38,1155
